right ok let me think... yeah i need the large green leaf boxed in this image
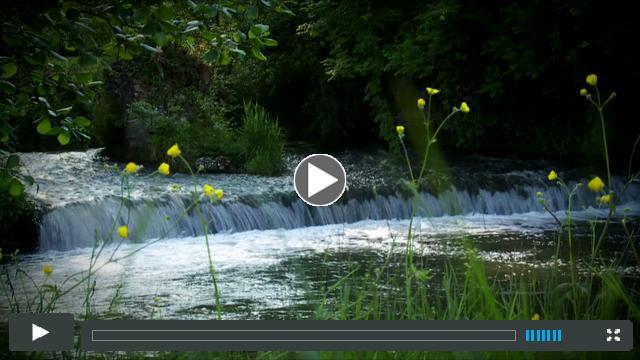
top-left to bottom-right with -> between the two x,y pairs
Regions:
36,119 -> 52,135
203,49 -> 220,63
251,47 -> 267,61
74,116 -> 91,127
1,63 -> 17,79
57,131 -> 71,145
262,38 -> 278,47
5,154 -> 20,169
9,178 -> 24,197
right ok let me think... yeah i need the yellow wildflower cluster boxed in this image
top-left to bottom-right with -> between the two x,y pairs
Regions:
118,225 -> 129,239
586,74 -> 598,87
547,170 -> 558,181
124,162 -> 138,174
426,87 -> 440,96
167,144 -> 181,158
158,162 -> 170,176
203,184 -> 224,200
43,264 -> 53,276
417,98 -> 426,110
588,176 -> 605,192
396,125 -> 405,136
460,102 -> 470,113
600,194 -> 612,204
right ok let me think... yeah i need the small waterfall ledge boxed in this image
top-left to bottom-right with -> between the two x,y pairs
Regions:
39,178 -> 639,251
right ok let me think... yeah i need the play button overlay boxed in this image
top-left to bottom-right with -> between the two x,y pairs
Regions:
9,313 -> 74,351
294,154 -> 347,206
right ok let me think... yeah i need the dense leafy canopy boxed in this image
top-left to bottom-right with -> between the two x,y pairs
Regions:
1,0 -> 289,197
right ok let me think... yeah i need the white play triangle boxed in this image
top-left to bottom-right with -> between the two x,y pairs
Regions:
32,323 -> 49,341
307,163 -> 338,198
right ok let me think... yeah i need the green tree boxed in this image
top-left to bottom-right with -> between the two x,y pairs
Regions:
1,0 -> 290,197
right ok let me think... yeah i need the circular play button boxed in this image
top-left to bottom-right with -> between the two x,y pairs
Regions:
294,154 -> 347,206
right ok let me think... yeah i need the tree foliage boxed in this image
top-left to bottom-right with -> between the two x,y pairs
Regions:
297,0 -> 639,159
0,0 -> 290,197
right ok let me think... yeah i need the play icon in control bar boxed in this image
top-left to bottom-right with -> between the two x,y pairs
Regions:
9,313 -> 74,351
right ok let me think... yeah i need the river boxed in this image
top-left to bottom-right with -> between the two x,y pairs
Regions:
1,149 -> 639,320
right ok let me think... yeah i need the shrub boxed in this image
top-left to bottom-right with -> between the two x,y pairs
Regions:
238,102 -> 284,175
125,95 -> 235,167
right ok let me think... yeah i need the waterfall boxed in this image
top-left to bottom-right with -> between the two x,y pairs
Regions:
39,177 -> 639,251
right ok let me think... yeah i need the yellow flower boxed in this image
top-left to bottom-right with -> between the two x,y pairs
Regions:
586,74 -> 598,86
167,144 -> 181,158
536,191 -> 543,198
158,162 -> 170,176
43,264 -> 53,276
203,184 -> 214,197
215,189 -> 224,200
426,87 -> 440,96
117,225 -> 129,239
396,125 -> 405,136
531,313 -> 540,320
579,88 -> 588,96
460,102 -> 470,113
588,176 -> 605,192
547,170 -> 558,181
124,162 -> 138,174
417,98 -> 426,109
600,194 -> 612,204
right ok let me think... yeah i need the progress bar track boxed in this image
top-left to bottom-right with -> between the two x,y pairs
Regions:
81,320 -> 633,351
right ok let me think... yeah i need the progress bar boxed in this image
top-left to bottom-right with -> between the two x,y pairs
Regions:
81,320 -> 633,351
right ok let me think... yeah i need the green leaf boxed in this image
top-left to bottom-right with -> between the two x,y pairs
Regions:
47,127 -> 62,135
6,154 -> 20,169
78,54 -> 99,68
141,44 -> 162,53
220,51 -> 231,65
263,38 -> 278,47
203,49 -> 220,63
1,63 -> 17,79
157,5 -> 174,21
201,31 -> 215,41
245,5 -> 258,19
57,131 -> 71,145
36,119 -> 52,135
23,175 -> 35,186
49,50 -> 68,62
207,5 -> 218,17
251,47 -> 267,61
56,106 -> 73,114
221,7 -> 236,18
75,116 -> 91,127
229,47 -> 246,56
9,178 -> 24,197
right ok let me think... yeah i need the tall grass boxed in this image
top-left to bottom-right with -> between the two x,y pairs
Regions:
238,102 -> 284,176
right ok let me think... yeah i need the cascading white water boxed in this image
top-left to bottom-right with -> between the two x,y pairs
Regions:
8,149 -> 640,320
21,149 -> 640,251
